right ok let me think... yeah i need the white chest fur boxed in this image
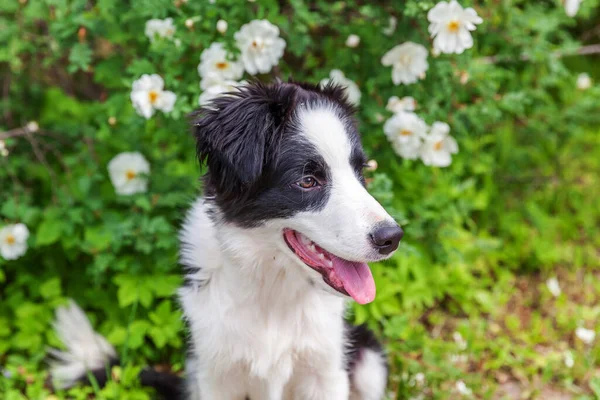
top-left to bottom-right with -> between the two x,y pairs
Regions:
179,199 -> 348,399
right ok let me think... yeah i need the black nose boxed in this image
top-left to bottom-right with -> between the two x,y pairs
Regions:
369,224 -> 403,255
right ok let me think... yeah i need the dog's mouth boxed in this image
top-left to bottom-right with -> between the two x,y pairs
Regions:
283,229 -> 376,304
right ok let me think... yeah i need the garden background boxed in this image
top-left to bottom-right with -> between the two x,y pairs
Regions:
1,0 -> 600,399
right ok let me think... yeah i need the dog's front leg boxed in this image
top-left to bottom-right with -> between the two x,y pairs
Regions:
263,380 -> 285,400
248,369 -> 289,400
187,365 -> 249,400
290,367 -> 350,400
192,378 -> 248,400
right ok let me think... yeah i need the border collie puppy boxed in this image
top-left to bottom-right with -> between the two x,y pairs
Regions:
50,81 -> 403,400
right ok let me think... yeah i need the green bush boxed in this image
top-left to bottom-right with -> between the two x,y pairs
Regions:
1,0 -> 599,398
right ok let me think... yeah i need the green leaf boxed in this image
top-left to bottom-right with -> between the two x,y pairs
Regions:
149,326 -> 167,348
68,43 -> 93,73
117,283 -> 138,308
127,320 -> 151,349
138,283 -> 153,308
84,226 -> 113,252
590,377 -> 600,398
149,275 -> 181,297
39,278 -> 61,299
36,218 -> 62,246
107,326 -> 128,346
0,318 -> 10,337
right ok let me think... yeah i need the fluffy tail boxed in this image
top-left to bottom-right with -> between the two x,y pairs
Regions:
49,300 -> 184,399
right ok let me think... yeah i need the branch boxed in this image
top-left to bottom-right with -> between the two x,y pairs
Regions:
22,130 -> 59,203
477,43 -> 600,65
0,123 -> 40,141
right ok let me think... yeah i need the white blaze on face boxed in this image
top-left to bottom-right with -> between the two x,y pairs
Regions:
292,106 -> 394,261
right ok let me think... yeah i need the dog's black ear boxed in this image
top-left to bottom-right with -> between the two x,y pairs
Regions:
192,82 -> 295,195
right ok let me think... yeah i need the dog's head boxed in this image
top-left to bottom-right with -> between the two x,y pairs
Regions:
193,81 -> 402,304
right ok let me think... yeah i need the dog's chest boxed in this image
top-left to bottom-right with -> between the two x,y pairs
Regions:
183,263 -> 346,381
239,293 -> 344,373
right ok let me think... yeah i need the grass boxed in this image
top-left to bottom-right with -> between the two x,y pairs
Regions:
387,268 -> 600,399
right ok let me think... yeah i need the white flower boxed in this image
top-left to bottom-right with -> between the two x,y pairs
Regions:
453,331 -> 468,350
107,152 -> 150,196
577,73 -> 592,90
0,140 -> 8,157
199,80 -> 244,106
345,34 -> 360,48
320,69 -> 361,106
185,19 -> 194,29
217,19 -> 228,34
386,96 -> 416,113
381,42 -> 429,85
456,380 -> 472,396
234,19 -> 286,75
420,122 -> 458,167
450,353 -> 468,364
0,224 -> 29,260
198,43 -> 244,90
26,121 -> 39,132
546,277 -> 561,297
564,351 -> 574,368
130,74 -> 177,119
383,16 -> 397,36
565,0 -> 583,17
428,1 -> 483,54
575,327 -> 596,344
383,112 -> 428,160
366,159 -> 378,171
145,18 -> 176,42
414,372 -> 425,386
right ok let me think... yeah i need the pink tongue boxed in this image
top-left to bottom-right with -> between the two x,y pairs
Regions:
331,258 -> 376,304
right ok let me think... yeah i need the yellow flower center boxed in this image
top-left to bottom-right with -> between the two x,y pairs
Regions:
148,90 -> 159,104
5,234 -> 15,245
447,20 -> 460,32
399,54 -> 412,65
400,129 -> 412,136
434,141 -> 443,151
216,62 -> 228,70
251,39 -> 264,50
126,170 -> 137,181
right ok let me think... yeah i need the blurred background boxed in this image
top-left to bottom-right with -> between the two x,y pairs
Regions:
1,0 -> 599,399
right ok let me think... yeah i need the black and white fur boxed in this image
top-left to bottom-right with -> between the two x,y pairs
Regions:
50,81 -> 403,399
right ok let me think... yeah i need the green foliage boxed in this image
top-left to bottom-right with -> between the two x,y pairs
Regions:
1,0 -> 599,398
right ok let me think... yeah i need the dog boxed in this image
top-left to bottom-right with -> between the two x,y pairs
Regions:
50,80 -> 403,399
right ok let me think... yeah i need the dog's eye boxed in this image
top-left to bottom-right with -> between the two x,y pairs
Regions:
296,176 -> 319,189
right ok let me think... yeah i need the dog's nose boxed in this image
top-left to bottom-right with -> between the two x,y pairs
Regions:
369,224 -> 403,255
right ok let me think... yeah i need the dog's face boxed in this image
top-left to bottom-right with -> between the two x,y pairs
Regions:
194,81 -> 402,304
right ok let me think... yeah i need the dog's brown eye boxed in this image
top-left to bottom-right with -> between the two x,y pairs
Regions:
297,176 -> 318,189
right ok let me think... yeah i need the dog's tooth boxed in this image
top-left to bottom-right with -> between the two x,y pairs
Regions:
318,253 -> 325,260
309,244 -> 316,252
326,260 -> 333,268
300,234 -> 311,245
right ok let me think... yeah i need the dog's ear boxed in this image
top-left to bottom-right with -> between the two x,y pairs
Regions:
192,82 -> 295,195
